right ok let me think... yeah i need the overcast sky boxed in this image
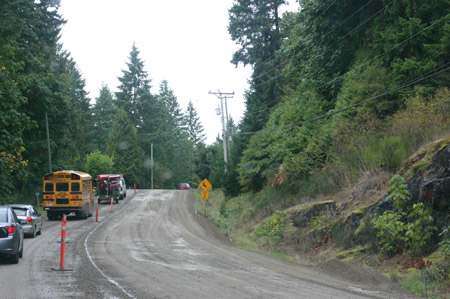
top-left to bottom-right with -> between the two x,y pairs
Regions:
58,0 -> 298,144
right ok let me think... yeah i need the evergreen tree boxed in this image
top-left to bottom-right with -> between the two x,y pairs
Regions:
59,54 -> 92,170
0,0 -> 88,200
106,109 -> 143,187
229,0 -> 286,133
155,81 -> 193,187
90,84 -> 117,152
158,80 -> 184,127
185,100 -> 206,151
115,43 -> 152,128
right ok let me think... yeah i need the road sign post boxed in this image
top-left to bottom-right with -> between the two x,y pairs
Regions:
199,179 -> 212,215
35,192 -> 40,207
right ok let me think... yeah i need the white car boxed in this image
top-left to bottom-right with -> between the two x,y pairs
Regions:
119,177 -> 127,199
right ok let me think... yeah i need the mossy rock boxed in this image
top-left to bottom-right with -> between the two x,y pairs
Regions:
400,136 -> 450,180
336,246 -> 368,261
286,200 -> 336,228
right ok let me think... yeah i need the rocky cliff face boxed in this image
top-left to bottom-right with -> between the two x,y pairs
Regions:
286,136 -> 450,249
400,137 -> 450,230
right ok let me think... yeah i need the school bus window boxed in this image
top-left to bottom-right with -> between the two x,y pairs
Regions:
45,183 -> 54,192
71,182 -> 80,191
56,183 -> 69,192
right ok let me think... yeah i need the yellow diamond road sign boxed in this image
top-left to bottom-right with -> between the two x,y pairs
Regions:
199,178 -> 212,191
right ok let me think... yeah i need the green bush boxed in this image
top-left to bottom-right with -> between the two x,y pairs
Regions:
85,150 -> 114,178
254,211 -> 293,245
439,226 -> 450,258
372,210 -> 408,254
372,175 -> 437,256
406,203 -> 437,254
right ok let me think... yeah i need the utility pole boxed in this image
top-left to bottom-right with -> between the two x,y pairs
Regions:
45,112 -> 52,173
151,143 -> 154,190
224,95 -> 231,154
208,90 -> 234,172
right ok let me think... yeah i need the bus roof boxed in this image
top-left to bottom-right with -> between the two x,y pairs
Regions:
43,170 -> 92,180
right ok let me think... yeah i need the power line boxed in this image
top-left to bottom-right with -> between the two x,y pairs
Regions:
317,13 -> 450,91
237,63 -> 450,136
241,10 -> 449,118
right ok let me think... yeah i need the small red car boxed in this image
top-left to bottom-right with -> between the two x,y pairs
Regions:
177,183 -> 191,190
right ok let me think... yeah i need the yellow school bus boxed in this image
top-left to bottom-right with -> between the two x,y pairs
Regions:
42,170 -> 94,220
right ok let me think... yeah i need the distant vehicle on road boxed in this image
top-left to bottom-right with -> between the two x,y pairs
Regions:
177,183 -> 191,190
119,176 -> 127,199
96,174 -> 121,204
0,206 -> 26,264
42,170 -> 94,220
8,204 -> 42,238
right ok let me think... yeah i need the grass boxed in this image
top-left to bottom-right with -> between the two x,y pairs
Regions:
195,185 -> 450,298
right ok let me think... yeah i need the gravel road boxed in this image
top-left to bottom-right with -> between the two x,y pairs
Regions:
0,190 -> 415,298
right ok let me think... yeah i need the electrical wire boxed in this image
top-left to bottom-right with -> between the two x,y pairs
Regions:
236,62 -> 450,135
240,10 -> 449,118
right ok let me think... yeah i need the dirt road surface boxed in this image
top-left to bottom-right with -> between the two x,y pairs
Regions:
0,190 -> 415,298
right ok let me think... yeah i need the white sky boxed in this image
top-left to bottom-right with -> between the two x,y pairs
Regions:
59,0 -> 299,144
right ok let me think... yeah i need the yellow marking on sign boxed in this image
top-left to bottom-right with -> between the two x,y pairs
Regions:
201,191 -> 209,200
199,178 -> 212,191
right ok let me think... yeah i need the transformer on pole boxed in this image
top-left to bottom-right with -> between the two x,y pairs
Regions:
208,90 -> 234,173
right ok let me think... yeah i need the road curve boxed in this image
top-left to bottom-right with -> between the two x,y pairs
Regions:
0,190 -> 413,298
83,190 -> 411,299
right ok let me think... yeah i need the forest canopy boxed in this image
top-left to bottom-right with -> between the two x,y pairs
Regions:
1,0 -> 449,203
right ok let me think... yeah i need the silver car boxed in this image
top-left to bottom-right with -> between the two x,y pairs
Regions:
8,204 -> 42,238
119,177 -> 127,199
0,206 -> 25,264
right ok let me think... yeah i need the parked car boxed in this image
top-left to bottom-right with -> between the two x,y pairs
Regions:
0,206 -> 25,264
119,176 -> 127,199
177,183 -> 191,190
8,204 -> 42,238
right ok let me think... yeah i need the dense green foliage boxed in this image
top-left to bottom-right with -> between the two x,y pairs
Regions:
0,1 -> 208,202
225,0 -> 450,196
1,0 -> 449,208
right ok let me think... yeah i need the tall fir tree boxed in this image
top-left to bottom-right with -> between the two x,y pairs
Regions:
106,109 -> 143,187
184,100 -> 205,152
90,84 -> 117,152
229,0 -> 286,133
115,43 -> 152,128
158,80 -> 184,128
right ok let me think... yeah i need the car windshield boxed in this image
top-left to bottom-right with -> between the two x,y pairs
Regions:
12,208 -> 27,216
0,210 -> 7,222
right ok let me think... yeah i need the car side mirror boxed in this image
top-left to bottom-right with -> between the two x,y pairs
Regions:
19,219 -> 27,225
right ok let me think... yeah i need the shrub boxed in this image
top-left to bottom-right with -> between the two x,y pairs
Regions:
439,226 -> 450,258
406,203 -> 437,255
372,175 -> 437,256
372,210 -> 408,254
254,211 -> 294,245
